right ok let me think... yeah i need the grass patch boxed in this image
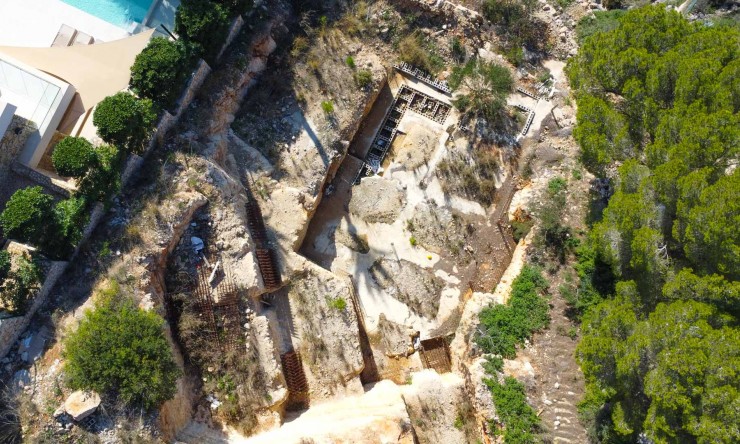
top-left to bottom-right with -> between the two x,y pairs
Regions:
328,296 -> 347,311
321,100 -> 334,114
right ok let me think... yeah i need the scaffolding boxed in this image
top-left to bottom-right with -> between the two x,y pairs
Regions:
354,85 -> 452,184
419,337 -> 452,373
394,62 -> 452,94
189,266 -> 245,351
245,198 -> 281,290
280,351 -> 310,410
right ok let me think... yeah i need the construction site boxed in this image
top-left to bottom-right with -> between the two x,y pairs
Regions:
0,0 -> 591,442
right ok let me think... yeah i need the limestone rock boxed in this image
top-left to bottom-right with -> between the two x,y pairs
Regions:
64,391 -> 101,421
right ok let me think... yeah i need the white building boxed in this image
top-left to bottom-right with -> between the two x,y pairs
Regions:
0,30 -> 154,172
0,56 -> 76,167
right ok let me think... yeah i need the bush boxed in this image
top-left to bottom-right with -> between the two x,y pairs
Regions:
54,197 -> 89,250
63,287 -> 181,409
484,376 -> 541,442
398,32 -> 443,74
321,101 -> 334,114
0,250 -> 10,282
345,55 -> 356,69
575,10 -> 626,44
482,0 -> 545,65
329,296 -> 347,310
450,59 -> 513,123
534,177 -> 576,263
451,36 -> 466,63
0,187 -> 56,248
78,144 -> 122,203
176,0 -> 230,62
51,137 -> 96,178
214,0 -> 252,16
477,266 -> 549,358
93,92 -> 156,155
354,69 -> 373,88
130,37 -> 194,109
0,255 -> 41,315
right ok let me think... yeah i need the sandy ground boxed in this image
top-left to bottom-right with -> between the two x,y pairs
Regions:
233,370 -> 472,444
234,380 -> 413,444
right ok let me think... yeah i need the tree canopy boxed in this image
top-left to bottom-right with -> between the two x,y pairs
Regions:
129,37 -> 194,109
93,92 -> 156,154
63,284 -> 181,409
51,136 -> 96,178
450,58 -> 514,124
175,0 -> 230,62
567,6 -> 740,443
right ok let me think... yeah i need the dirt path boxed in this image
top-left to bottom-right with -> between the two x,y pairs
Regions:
518,284 -> 588,443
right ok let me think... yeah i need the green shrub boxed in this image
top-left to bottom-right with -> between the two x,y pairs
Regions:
484,376 -> 541,442
482,355 -> 504,374
175,0 -> 230,62
547,177 -> 567,194
0,187 -> 56,248
409,236 -> 417,246
398,31 -> 444,74
321,101 -> 334,114
345,55 -> 356,69
477,266 -> 549,358
0,255 -> 41,315
482,0 -> 545,66
0,250 -> 10,282
93,92 -> 156,155
511,218 -> 534,242
450,59 -> 513,123
213,0 -> 252,16
78,144 -> 122,203
51,137 -> 96,178
63,288 -> 181,409
54,197 -> 89,250
354,69 -> 373,88
329,296 -> 347,311
575,10 -> 626,44
130,37 -> 194,109
451,36 -> 466,63
453,413 -> 464,430
534,177 -> 575,263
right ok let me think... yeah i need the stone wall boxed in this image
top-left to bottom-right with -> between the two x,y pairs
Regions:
0,255 -> 67,358
172,60 -> 212,118
216,15 -> 245,63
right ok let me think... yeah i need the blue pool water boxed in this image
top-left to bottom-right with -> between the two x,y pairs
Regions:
61,0 -> 154,28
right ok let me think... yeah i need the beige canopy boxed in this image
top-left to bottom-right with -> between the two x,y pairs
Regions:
0,29 -> 155,132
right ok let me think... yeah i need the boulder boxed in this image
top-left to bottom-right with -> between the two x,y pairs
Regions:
64,391 -> 101,421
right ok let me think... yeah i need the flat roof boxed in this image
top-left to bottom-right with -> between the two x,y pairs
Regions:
0,58 -> 65,129
0,54 -> 76,166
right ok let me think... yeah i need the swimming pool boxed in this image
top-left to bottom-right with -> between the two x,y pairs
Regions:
61,0 -> 154,29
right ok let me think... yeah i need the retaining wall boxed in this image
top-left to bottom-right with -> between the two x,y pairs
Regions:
216,16 -> 245,63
